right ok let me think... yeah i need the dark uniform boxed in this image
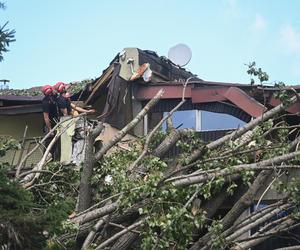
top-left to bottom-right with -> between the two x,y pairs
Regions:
56,95 -> 72,116
42,95 -> 60,159
42,95 -> 59,131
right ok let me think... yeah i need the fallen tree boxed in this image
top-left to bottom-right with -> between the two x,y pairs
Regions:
60,82 -> 300,249
2,70 -> 300,249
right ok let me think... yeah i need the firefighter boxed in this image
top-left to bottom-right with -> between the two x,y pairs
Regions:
41,85 -> 58,134
53,82 -> 96,116
53,82 -> 71,116
41,85 -> 59,159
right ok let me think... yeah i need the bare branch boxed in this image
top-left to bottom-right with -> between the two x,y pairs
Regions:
72,202 -> 118,224
81,216 -> 107,250
21,118 -> 77,188
275,245 -> 300,250
191,170 -> 271,250
16,113 -> 87,178
225,204 -> 291,242
171,151 -> 300,187
153,128 -> 193,158
232,218 -> 297,249
95,217 -> 147,249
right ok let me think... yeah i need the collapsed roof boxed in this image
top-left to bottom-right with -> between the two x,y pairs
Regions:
1,48 -> 300,124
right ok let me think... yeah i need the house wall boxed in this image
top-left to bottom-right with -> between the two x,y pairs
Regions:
0,113 -> 44,139
132,97 -> 144,136
0,113 -> 44,167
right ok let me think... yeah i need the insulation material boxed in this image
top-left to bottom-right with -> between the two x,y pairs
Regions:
59,116 -> 77,164
72,138 -> 85,166
71,117 -> 86,166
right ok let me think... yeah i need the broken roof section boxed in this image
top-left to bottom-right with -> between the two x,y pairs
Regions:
81,48 -> 199,105
0,48 -> 198,115
1,47 -> 300,122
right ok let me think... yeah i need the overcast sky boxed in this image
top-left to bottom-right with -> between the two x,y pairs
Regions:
1,1 -> 300,130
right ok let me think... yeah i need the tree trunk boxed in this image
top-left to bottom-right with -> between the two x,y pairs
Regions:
111,232 -> 139,250
73,202 -> 118,224
153,128 -> 193,158
77,123 -> 104,212
77,134 -> 97,212
202,190 -> 228,219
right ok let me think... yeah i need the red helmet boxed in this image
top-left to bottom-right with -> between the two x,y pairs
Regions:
41,85 -> 53,95
53,82 -> 66,93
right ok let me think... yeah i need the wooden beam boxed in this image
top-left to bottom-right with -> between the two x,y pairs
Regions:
191,87 -> 228,103
269,96 -> 300,114
134,85 -> 192,100
84,65 -> 114,105
224,87 -> 267,117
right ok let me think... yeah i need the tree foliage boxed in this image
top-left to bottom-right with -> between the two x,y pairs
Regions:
0,2 -> 16,62
2,65 -> 300,249
0,137 -> 74,249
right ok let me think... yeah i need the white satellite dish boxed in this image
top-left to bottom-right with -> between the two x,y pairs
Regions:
168,43 -> 192,67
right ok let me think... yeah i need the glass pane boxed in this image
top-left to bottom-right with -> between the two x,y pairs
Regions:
163,110 -> 196,130
201,111 -> 245,130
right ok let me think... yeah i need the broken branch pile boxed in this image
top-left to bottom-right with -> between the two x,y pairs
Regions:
7,86 -> 300,249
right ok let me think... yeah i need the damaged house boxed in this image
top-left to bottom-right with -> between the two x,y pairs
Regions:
1,48 -> 300,166
1,48 -> 300,249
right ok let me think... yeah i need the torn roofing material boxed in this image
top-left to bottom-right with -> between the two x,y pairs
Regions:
0,79 -> 95,114
0,79 -> 94,102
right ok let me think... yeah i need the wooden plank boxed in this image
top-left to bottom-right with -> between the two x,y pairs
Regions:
224,87 -> 266,118
84,65 -> 114,105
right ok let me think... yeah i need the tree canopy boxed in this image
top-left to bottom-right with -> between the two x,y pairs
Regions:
0,2 -> 15,62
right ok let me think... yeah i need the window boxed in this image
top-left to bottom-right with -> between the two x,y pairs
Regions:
201,111 -> 245,130
163,110 -> 245,131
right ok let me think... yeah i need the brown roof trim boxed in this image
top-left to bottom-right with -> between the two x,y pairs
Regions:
0,104 -> 42,115
145,81 -> 257,89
